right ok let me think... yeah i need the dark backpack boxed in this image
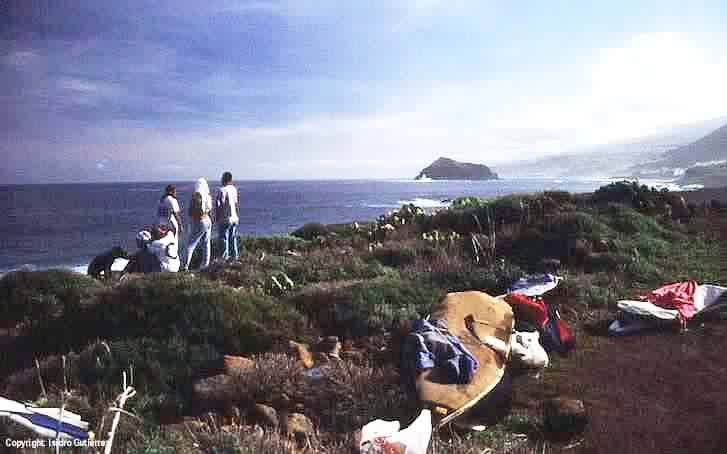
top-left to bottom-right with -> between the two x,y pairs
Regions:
189,192 -> 204,219
542,304 -> 576,354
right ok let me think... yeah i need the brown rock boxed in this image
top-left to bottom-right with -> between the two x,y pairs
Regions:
542,398 -> 588,434
251,403 -> 279,429
284,412 -> 315,440
315,336 -> 342,358
289,341 -> 315,368
593,239 -> 610,253
340,349 -> 365,362
223,355 -> 255,375
193,374 -> 239,407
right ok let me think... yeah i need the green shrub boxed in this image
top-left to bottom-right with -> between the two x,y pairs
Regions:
291,222 -> 329,240
450,196 -> 487,210
593,180 -> 662,207
291,277 -> 444,336
90,274 -> 309,353
371,244 -> 418,268
583,252 -> 631,273
238,235 -> 310,254
205,250 -> 391,294
607,207 -> 680,240
2,337 -> 221,420
549,211 -> 612,240
0,270 -> 101,330
19,274 -> 311,357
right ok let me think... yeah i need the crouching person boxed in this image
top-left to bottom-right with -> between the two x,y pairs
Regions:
149,226 -> 181,272
124,230 -> 162,273
124,228 -> 180,273
87,246 -> 129,280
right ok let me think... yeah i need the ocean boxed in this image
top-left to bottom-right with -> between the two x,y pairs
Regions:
0,178 -> 612,273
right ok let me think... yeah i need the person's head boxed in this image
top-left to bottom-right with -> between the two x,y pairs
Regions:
194,177 -> 210,195
152,225 -> 169,240
221,172 -> 232,186
164,184 -> 177,198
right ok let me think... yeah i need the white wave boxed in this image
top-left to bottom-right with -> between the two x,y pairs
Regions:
75,258 -> 129,274
1,259 -> 129,277
691,159 -> 727,168
397,198 -> 451,208
364,203 -> 400,208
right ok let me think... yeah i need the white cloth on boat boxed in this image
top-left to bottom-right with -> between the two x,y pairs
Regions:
610,284 -> 727,336
617,300 -> 679,320
693,284 -> 727,313
508,274 -> 562,297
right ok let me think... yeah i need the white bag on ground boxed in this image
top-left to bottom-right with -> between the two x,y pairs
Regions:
510,330 -> 549,369
359,409 -> 432,454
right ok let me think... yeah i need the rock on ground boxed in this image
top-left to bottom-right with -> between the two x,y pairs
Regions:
541,398 -> 587,434
284,412 -> 315,440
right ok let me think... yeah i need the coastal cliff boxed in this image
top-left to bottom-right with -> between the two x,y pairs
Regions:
416,157 -> 498,180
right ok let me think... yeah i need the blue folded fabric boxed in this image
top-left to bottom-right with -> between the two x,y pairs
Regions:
25,413 -> 89,440
401,319 -> 479,392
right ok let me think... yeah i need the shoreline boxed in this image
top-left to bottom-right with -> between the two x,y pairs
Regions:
2,183 -> 724,275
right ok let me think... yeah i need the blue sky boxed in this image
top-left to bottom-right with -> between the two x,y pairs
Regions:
2,0 -> 727,182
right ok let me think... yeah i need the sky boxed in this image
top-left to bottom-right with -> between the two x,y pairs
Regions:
2,0 -> 727,183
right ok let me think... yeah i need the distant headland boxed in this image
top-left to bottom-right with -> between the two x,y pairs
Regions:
415,157 -> 499,181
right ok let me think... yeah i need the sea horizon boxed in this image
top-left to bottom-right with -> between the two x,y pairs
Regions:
0,176 -> 693,274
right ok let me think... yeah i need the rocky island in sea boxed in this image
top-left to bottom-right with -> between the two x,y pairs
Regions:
415,157 -> 499,181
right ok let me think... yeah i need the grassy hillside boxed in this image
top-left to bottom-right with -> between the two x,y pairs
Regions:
1,181 -> 725,453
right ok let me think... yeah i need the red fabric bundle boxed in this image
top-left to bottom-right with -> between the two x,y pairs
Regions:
643,281 -> 698,320
505,293 -> 549,328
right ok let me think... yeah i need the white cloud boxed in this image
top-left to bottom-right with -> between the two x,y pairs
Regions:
18,32 -> 727,180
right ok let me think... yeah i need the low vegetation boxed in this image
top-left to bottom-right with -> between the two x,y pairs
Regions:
1,181 -> 725,453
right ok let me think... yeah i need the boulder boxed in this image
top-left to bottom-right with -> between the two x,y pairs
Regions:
289,341 -> 315,368
315,336 -> 342,359
223,355 -> 255,375
251,403 -> 279,429
193,374 -> 239,407
542,398 -> 587,434
284,412 -> 315,440
593,239 -> 610,253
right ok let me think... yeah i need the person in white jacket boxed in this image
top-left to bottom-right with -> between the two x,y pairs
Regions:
183,177 -> 213,271
215,171 -> 240,260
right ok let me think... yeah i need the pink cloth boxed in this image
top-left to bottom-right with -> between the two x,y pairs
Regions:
642,281 -> 698,320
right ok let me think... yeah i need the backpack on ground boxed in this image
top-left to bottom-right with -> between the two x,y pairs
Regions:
542,304 -> 576,354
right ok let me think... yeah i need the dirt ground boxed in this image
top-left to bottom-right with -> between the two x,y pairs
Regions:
509,212 -> 727,454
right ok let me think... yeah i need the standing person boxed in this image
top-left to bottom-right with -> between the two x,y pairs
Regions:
158,184 -> 182,238
215,171 -> 239,260
183,177 -> 213,271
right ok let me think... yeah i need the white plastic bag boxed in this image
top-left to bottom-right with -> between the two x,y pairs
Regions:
359,409 -> 432,454
510,330 -> 549,368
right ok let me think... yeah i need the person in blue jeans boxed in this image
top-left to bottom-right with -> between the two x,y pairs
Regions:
215,171 -> 240,260
183,177 -> 213,270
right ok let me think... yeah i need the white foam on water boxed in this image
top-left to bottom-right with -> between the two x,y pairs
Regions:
397,198 -> 451,208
